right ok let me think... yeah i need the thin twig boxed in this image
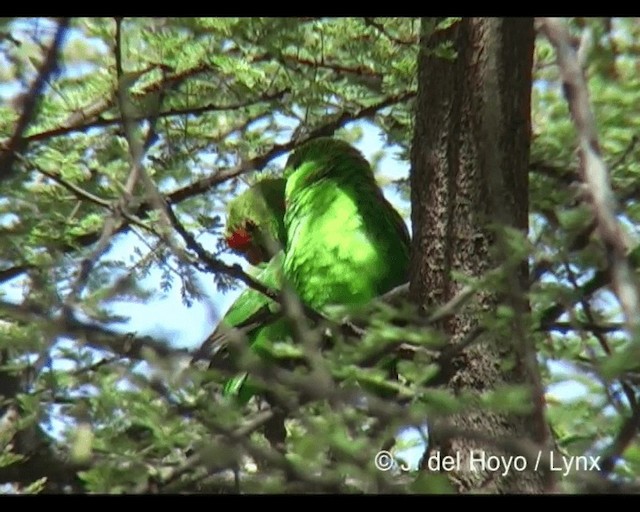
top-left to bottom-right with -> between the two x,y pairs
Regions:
363,18 -> 418,46
539,268 -> 608,327
0,299 -> 186,361
563,261 -> 637,413
0,18 -> 70,181
540,17 -> 640,335
164,202 -> 278,302
23,91 -> 289,146
543,321 -> 625,334
18,155 -> 111,208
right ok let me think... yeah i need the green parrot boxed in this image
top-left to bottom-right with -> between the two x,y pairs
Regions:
279,137 -> 411,398
282,137 -> 410,312
203,138 -> 411,402
197,178 -> 288,400
199,139 -> 410,454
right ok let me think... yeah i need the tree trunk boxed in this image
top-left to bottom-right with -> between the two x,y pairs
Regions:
410,17 -> 551,493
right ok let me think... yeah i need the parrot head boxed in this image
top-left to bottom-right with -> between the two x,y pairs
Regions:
225,178 -> 287,265
284,137 -> 364,176
283,137 -> 373,195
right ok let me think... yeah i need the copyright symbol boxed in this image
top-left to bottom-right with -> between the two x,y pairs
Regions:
374,450 -> 395,472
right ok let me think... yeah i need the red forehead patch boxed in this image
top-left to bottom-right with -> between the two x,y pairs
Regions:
226,227 -> 252,251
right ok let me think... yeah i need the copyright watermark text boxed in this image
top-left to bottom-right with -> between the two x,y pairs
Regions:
374,449 -> 601,476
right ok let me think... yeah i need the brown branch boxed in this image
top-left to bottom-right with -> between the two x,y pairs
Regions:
0,18 -> 70,181
539,268 -> 608,326
0,265 -> 34,284
164,202 -> 279,302
22,155 -> 112,208
363,18 -> 418,46
562,262 -> 616,356
543,321 -> 625,334
540,18 -> 640,335
279,54 -> 381,78
23,89 -> 290,144
0,299 -> 187,361
530,161 -> 577,187
599,405 -> 640,475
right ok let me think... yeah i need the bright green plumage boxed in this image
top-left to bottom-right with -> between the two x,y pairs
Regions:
283,138 -> 410,311
211,139 -> 410,403
203,179 -> 289,401
225,178 -> 286,264
219,252 -> 286,400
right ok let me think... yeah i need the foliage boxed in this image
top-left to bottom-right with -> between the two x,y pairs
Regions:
0,16 -> 639,493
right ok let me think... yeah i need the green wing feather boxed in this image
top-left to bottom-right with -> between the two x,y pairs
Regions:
218,253 -> 288,403
203,178 -> 289,402
281,137 -> 410,397
283,137 -> 410,311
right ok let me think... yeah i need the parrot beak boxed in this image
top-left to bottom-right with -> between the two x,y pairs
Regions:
226,227 -> 268,265
226,228 -> 252,250
246,245 -> 266,265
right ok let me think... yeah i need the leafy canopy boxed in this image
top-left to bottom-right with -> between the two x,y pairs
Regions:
0,17 -> 640,493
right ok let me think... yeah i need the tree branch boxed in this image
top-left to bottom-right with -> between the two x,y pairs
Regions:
540,17 -> 640,336
0,299 -> 187,361
0,18 -> 70,182
22,89 -> 291,145
363,18 -> 418,46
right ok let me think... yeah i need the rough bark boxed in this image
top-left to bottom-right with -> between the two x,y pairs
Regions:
410,17 -> 551,493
